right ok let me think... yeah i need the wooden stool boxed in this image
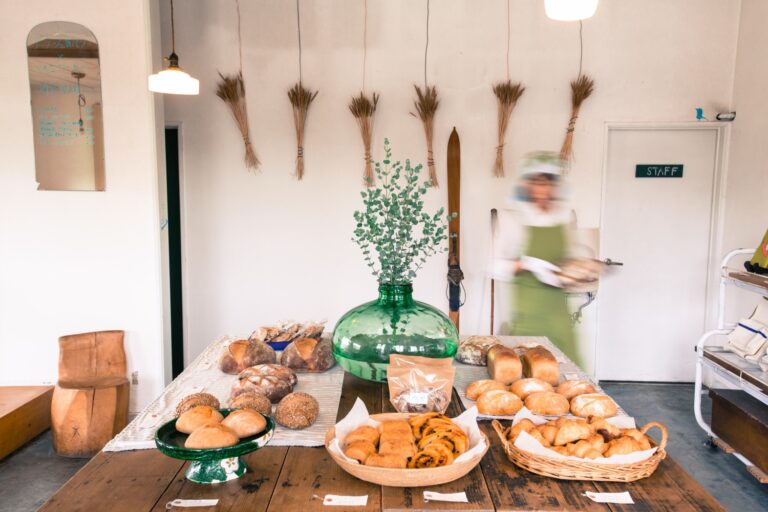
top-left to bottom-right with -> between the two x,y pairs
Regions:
51,330 -> 129,457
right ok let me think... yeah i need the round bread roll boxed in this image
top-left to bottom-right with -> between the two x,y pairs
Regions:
524,391 -> 570,416
231,364 -> 298,403
184,423 -> 239,449
221,409 -> 267,438
218,339 -> 276,374
570,393 -> 618,418
275,392 -> 319,429
476,389 -> 523,416
280,337 -> 335,372
175,392 -> 221,417
466,379 -> 507,400
228,392 -> 272,416
509,378 -> 554,400
555,380 -> 596,400
176,405 -> 224,434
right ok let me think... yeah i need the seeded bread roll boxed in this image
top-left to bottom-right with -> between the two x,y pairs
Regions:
176,405 -> 224,434
218,339 -> 276,374
175,393 -> 221,416
280,337 -> 335,372
221,409 -> 267,438
509,378 -> 554,400
184,424 -> 239,449
520,346 -> 559,385
524,391 -> 570,416
228,392 -> 272,416
275,392 -> 319,429
486,345 -> 522,385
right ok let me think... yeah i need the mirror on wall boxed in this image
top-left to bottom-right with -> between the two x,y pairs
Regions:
27,22 -> 105,191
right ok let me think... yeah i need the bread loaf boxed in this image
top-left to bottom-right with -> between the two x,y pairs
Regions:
218,339 -> 276,374
486,345 -> 522,385
455,336 -> 502,365
570,393 -> 618,418
465,379 -> 507,400
520,346 -> 559,385
555,379 -> 596,400
184,424 -> 239,449
280,337 -> 335,372
231,364 -> 297,403
176,405 -> 224,434
476,389 -> 523,415
509,378 -> 553,400
524,391 -> 570,416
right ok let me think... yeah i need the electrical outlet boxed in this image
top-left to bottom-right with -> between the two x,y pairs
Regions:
131,371 -> 139,385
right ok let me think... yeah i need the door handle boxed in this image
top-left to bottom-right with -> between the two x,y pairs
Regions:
603,258 -> 624,266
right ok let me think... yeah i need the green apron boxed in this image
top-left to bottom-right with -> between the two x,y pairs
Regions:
512,224 -> 582,368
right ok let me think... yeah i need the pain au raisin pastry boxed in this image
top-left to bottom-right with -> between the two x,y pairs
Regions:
486,345 -> 522,385
280,337 -> 335,372
570,393 -> 618,418
218,339 -> 276,374
231,364 -> 297,403
555,379 -> 596,400
455,335 -> 502,365
520,346 -> 559,385
510,378 -> 554,400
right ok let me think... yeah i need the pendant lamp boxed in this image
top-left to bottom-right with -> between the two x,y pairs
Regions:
544,0 -> 598,21
148,0 -> 199,95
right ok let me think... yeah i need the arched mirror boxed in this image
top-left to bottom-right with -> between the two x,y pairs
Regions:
27,22 -> 105,191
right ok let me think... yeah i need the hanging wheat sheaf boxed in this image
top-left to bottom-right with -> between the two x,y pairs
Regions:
411,84 -> 440,186
492,80 -> 525,177
288,82 -> 318,180
560,74 -> 594,163
349,92 -> 379,186
216,72 -> 259,170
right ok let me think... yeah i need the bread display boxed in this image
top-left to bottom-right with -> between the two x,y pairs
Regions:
280,337 -> 335,372
221,409 -> 267,438
184,423 -> 239,449
509,378 -> 554,400
218,339 -> 276,374
555,379 -> 596,400
524,391 -> 570,416
455,336 -> 502,365
465,379 -> 507,400
520,346 -> 559,385
570,393 -> 618,418
250,320 -> 325,344
274,392 -> 319,429
486,345 -> 522,385
176,405 -> 224,434
175,392 -> 221,416
503,415 -> 659,459
228,392 -> 272,416
231,364 -> 298,403
477,389 -> 523,416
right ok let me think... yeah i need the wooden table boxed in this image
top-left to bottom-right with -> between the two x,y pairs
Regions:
42,374 -> 723,511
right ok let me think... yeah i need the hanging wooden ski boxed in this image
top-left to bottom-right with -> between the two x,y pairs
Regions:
447,127 -> 463,331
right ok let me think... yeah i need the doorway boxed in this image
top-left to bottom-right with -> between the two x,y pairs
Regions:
596,124 -> 725,382
165,127 -> 184,378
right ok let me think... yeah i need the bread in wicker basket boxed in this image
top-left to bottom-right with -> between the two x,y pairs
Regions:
325,412 -> 489,487
491,419 -> 667,482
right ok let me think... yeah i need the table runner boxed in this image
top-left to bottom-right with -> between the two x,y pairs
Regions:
104,335 -> 345,451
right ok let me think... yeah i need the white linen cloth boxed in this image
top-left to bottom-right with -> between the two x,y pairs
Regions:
104,335 -> 345,451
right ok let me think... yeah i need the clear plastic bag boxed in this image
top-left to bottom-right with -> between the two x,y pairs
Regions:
387,355 -> 455,414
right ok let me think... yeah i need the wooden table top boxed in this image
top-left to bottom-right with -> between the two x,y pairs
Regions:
41,373 -> 724,512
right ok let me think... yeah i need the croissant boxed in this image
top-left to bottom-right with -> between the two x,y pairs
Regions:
604,436 -> 643,457
538,424 -> 559,446
554,420 -> 592,446
621,428 -> 652,450
506,418 -> 536,443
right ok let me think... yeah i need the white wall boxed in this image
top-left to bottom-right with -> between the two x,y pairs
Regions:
163,0 -> 743,370
0,0 -> 165,411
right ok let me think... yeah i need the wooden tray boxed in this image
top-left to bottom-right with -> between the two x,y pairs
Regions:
324,412 -> 489,487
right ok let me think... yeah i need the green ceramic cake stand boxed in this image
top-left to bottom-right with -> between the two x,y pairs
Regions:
155,409 -> 275,484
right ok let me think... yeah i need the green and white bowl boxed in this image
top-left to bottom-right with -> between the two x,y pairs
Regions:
155,408 -> 275,484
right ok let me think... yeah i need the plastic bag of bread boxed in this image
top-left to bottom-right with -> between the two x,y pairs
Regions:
387,355 -> 454,414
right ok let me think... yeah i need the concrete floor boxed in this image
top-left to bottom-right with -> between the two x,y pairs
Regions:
0,383 -> 765,511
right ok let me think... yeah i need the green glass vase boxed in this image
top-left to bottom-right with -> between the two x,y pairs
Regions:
332,283 -> 459,382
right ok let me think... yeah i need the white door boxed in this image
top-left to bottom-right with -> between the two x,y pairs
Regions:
597,126 -> 720,381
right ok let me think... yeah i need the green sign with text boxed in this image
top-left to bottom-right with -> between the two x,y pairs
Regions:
635,164 -> 683,178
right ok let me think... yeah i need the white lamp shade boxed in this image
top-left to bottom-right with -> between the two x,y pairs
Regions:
544,0 -> 598,21
148,67 -> 199,95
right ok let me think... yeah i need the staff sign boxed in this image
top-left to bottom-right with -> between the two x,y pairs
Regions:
635,164 -> 683,178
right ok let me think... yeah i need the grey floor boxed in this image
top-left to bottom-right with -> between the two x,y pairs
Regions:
0,383 -> 766,511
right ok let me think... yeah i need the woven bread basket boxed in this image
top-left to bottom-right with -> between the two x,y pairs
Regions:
491,419 -> 667,482
325,412 -> 489,487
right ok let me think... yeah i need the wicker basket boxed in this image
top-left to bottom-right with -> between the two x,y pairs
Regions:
491,419 -> 668,482
325,412 -> 489,487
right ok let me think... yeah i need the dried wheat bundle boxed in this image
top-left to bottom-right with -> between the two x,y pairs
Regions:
560,74 -> 594,164
349,91 -> 380,186
216,72 -> 259,171
492,80 -> 525,178
411,84 -> 440,186
288,82 -> 318,180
